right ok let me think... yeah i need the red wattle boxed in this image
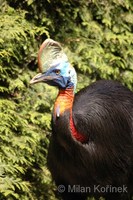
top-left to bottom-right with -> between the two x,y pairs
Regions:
69,114 -> 88,143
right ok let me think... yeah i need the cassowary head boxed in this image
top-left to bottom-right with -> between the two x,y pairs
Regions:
30,39 -> 77,91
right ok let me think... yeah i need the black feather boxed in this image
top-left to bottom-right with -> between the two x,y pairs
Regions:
47,80 -> 133,200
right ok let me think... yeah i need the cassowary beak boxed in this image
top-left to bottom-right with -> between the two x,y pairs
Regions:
30,73 -> 53,84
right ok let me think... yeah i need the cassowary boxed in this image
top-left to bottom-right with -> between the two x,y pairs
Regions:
30,39 -> 133,200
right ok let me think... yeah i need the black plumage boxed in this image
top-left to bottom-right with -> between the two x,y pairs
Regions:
48,80 -> 133,200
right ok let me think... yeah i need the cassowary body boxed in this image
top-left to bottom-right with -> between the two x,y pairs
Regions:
48,80 -> 133,200
30,39 -> 133,200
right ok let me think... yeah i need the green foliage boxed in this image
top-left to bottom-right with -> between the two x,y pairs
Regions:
14,0 -> 133,89
0,2 -> 55,200
0,0 -> 133,199
57,0 -> 133,89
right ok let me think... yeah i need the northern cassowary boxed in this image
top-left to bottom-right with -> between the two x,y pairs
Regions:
30,39 -> 133,200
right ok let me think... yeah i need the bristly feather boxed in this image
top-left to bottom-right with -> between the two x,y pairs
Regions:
38,39 -> 68,72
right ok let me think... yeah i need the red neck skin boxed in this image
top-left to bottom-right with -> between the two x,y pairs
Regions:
54,88 -> 88,143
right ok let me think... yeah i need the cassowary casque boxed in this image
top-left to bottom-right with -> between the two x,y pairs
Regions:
30,39 -> 133,200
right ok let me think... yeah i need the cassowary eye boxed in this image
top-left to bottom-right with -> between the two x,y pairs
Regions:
55,69 -> 61,75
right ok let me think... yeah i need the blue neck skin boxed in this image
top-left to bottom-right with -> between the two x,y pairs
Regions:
56,76 -> 74,90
